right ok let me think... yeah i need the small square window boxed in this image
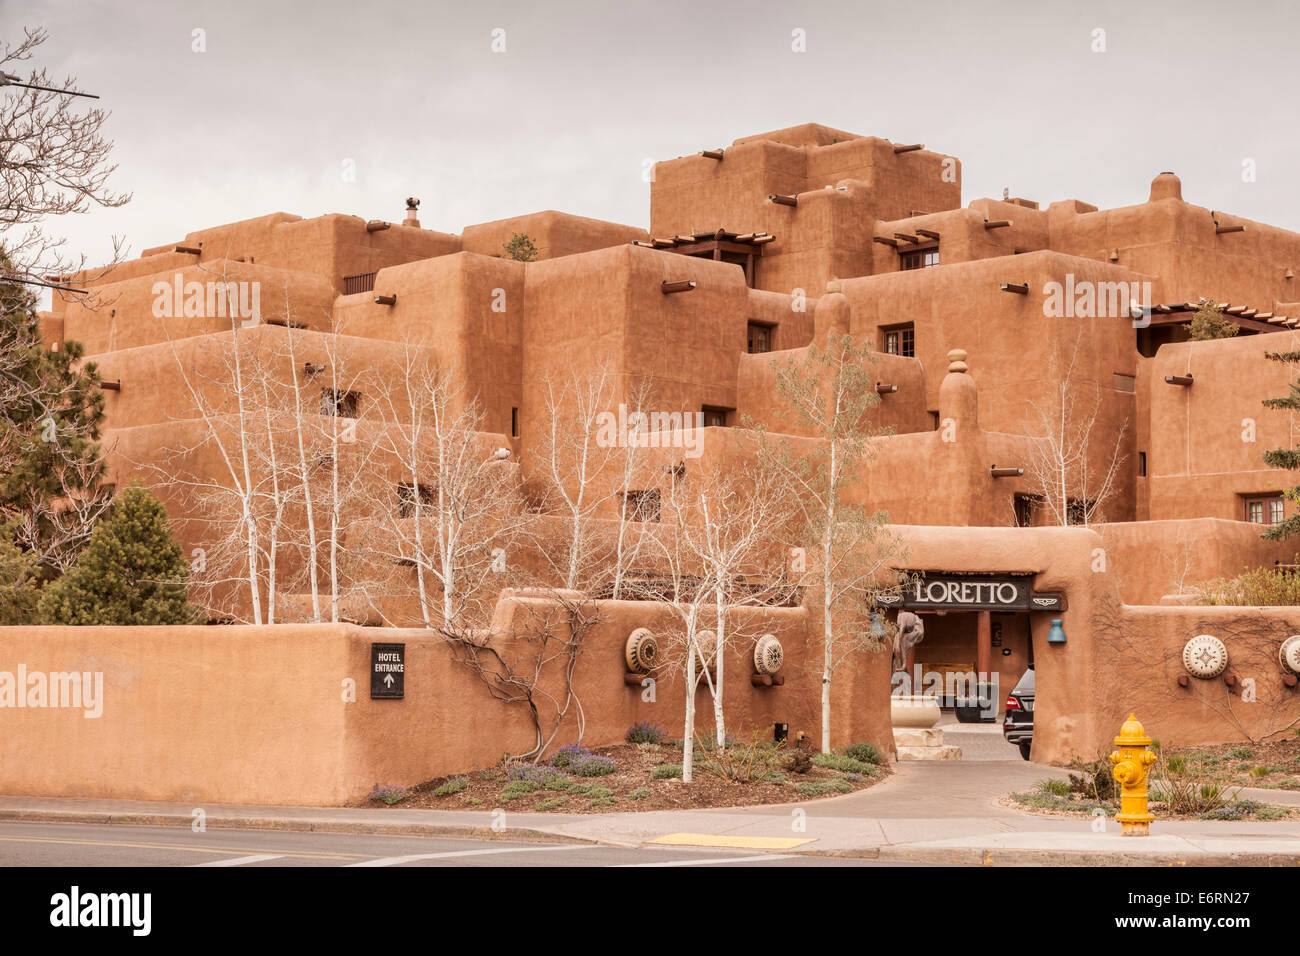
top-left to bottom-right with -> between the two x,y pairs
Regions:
702,406 -> 732,428
900,247 -> 939,270
624,489 -> 661,523
747,322 -> 773,354
1243,495 -> 1283,524
882,324 -> 915,358
321,388 -> 360,418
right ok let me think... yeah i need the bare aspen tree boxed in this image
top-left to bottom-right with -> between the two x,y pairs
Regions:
1,27 -> 129,292
754,332 -> 901,753
675,452 -> 792,747
1022,330 -> 1127,527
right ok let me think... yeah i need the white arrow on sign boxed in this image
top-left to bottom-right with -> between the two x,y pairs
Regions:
384,673 -> 395,688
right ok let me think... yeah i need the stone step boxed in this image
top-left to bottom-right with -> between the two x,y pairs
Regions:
896,744 -> 963,761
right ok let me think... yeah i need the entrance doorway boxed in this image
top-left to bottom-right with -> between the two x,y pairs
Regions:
905,610 -> 1034,720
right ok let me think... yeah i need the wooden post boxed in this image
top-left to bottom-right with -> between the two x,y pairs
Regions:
977,610 -> 992,679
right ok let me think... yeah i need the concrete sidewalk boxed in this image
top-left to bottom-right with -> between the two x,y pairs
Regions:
3,761 -> 1298,866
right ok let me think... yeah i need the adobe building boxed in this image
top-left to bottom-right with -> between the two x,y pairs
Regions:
7,123 -> 1300,806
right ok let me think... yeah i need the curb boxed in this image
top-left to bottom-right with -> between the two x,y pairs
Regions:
856,845 -> 1300,866
0,809 -> 596,845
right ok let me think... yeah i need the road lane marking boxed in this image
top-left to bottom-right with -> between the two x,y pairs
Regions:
194,854 -> 284,867
349,845 -> 594,867
618,854 -> 800,867
0,834 -> 354,862
648,833 -> 814,850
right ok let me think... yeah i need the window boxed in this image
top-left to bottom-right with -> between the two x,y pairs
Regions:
1244,494 -> 1284,525
702,406 -> 732,428
882,323 -> 915,358
397,482 -> 435,518
1066,499 -> 1096,526
1013,494 -> 1038,528
747,322 -> 774,354
1138,452 -> 1146,477
511,406 -> 519,438
320,388 -> 360,418
624,489 -> 661,523
899,247 -> 939,271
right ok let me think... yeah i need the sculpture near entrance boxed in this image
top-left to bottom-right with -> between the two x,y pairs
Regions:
891,609 -> 925,675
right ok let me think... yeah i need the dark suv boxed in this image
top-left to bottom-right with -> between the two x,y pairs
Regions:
1002,666 -> 1034,760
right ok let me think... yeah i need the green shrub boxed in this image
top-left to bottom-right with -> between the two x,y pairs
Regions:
794,778 -> 853,797
1228,747 -> 1253,760
1199,565 -> 1300,605
627,788 -> 651,800
813,753 -> 876,775
697,740 -> 783,783
1150,752 -> 1231,815
1250,765 -> 1271,778
651,763 -> 682,780
500,780 -> 540,802
1036,778 -> 1071,796
842,742 -> 884,765
432,776 -> 469,797
534,796 -> 569,812
584,786 -> 616,806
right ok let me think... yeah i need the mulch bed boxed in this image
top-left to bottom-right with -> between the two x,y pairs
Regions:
354,740 -> 890,814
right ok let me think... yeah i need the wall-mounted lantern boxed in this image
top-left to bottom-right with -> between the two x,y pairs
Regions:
1047,619 -> 1066,645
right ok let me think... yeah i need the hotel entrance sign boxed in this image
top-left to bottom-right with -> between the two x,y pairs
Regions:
876,574 -> 1064,612
371,643 -> 405,699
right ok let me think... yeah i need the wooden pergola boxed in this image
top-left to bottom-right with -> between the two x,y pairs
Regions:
632,228 -> 775,287
1143,301 -> 1298,334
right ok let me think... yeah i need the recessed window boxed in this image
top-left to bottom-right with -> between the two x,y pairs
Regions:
320,388 -> 360,418
1013,494 -> 1039,528
1138,452 -> 1146,477
511,406 -> 519,438
624,489 -> 661,523
899,246 -> 939,270
1113,373 -> 1136,393
1066,499 -> 1094,526
747,322 -> 774,354
1244,494 -> 1284,525
397,482 -> 435,518
702,406 -> 732,428
882,323 -> 915,358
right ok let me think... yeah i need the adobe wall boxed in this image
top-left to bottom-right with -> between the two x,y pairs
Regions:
1141,332 -> 1300,522
890,524 -> 1300,763
461,210 -> 648,260
0,597 -> 893,806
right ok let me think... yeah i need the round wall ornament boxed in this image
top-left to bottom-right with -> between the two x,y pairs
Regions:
1182,634 -> 1228,679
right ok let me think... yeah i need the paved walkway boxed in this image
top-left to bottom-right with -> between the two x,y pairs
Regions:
2,760 -> 1298,864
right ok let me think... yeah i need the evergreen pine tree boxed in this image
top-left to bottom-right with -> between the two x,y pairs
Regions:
1260,348 -> 1300,540
0,517 -> 39,625
38,485 -> 201,625
0,270 -> 109,567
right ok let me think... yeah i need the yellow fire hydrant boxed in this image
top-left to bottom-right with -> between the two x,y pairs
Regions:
1109,712 -> 1157,836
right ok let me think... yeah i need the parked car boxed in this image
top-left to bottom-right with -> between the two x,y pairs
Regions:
1002,666 -> 1034,760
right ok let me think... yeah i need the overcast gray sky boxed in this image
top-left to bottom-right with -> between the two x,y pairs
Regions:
7,0 -> 1300,273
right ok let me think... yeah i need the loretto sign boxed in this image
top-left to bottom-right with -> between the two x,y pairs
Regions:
876,573 -> 1066,612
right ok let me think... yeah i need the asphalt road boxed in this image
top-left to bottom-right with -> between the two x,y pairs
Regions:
0,821 -> 951,867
